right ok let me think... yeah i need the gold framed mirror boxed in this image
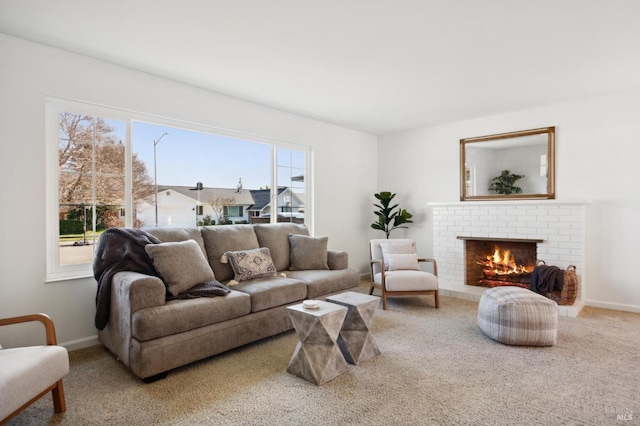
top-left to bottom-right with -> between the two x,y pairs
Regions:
460,127 -> 555,201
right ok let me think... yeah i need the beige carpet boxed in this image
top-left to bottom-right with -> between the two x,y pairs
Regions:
9,290 -> 640,426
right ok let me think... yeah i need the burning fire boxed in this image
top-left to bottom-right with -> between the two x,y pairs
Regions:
477,247 -> 531,276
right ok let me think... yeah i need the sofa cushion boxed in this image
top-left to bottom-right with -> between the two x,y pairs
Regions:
201,225 -> 260,281
131,290 -> 251,341
233,277 -> 307,313
253,223 -> 309,271
144,240 -> 216,297
288,234 -> 330,271
286,269 -> 359,299
225,247 -> 278,282
146,227 -> 207,257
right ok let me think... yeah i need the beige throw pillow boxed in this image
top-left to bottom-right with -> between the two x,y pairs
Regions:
379,240 -> 420,271
145,239 -> 216,297
288,234 -> 329,271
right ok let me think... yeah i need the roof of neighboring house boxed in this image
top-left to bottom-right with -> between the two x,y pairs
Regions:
159,185 -> 255,205
248,187 -> 287,211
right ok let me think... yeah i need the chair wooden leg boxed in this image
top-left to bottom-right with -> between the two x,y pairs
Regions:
369,285 -> 374,295
52,380 -> 66,413
382,293 -> 387,310
434,291 -> 440,309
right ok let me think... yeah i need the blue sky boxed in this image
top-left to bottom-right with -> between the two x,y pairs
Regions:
103,119 -> 305,191
132,122 -> 272,190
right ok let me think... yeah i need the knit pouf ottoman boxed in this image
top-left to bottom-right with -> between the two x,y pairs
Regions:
478,286 -> 558,346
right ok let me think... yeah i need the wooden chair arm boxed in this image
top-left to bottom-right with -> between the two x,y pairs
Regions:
418,258 -> 438,276
0,313 -> 58,346
369,259 -> 385,280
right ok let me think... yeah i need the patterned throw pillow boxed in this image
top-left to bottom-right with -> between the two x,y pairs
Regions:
224,247 -> 278,282
379,240 -> 420,271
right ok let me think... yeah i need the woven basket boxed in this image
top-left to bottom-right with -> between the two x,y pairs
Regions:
547,265 -> 579,306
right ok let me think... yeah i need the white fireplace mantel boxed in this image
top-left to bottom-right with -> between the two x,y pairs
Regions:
428,199 -> 589,207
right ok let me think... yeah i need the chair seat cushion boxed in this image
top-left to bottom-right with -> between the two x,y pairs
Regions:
477,286 -> 558,346
0,346 -> 69,420
374,270 -> 438,292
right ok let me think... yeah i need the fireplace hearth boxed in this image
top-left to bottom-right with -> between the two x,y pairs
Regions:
458,236 -> 542,288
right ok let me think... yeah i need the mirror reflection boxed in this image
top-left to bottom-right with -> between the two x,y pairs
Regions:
460,127 -> 555,201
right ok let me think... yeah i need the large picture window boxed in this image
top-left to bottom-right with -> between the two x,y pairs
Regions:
46,99 -> 310,281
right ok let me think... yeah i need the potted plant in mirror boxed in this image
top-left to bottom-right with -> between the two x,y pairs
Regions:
371,191 -> 413,238
489,170 -> 525,195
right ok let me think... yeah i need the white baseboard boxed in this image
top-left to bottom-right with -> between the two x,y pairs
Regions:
582,299 -> 640,314
61,335 -> 100,352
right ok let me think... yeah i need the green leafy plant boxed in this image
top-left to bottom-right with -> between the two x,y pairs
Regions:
371,191 -> 413,238
489,170 -> 525,195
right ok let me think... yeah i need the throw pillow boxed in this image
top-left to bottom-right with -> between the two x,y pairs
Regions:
288,234 -> 329,271
224,247 -> 278,282
145,239 -> 216,297
379,240 -> 420,271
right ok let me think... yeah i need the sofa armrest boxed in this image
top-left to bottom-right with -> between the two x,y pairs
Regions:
101,272 -> 165,367
327,250 -> 348,270
112,271 -> 166,313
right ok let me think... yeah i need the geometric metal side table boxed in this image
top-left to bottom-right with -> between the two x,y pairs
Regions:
286,301 -> 349,385
325,291 -> 380,365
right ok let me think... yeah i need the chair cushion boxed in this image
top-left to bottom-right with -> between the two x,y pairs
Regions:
374,270 -> 438,291
0,346 -> 69,420
477,286 -> 558,346
379,240 -> 420,271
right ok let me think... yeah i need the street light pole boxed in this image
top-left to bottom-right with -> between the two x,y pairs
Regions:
153,132 -> 169,227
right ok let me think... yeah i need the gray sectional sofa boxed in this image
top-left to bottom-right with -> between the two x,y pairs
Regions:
98,223 -> 359,381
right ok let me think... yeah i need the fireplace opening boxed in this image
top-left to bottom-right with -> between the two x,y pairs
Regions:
458,237 -> 542,288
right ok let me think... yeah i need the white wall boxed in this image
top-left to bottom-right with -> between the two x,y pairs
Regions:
0,34 -> 377,348
378,90 -> 640,313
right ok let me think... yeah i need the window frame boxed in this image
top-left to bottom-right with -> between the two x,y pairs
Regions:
46,97 -> 312,282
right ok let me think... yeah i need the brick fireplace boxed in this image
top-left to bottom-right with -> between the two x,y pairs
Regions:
429,201 -> 587,316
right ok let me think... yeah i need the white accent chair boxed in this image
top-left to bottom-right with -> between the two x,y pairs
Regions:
369,239 -> 440,310
0,314 -> 69,424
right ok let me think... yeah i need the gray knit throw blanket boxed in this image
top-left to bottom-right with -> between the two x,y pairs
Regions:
93,228 -> 162,330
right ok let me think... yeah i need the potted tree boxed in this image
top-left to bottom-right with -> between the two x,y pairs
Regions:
371,191 -> 413,238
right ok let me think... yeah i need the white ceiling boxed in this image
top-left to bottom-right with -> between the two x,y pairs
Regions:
2,1 -> 640,135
